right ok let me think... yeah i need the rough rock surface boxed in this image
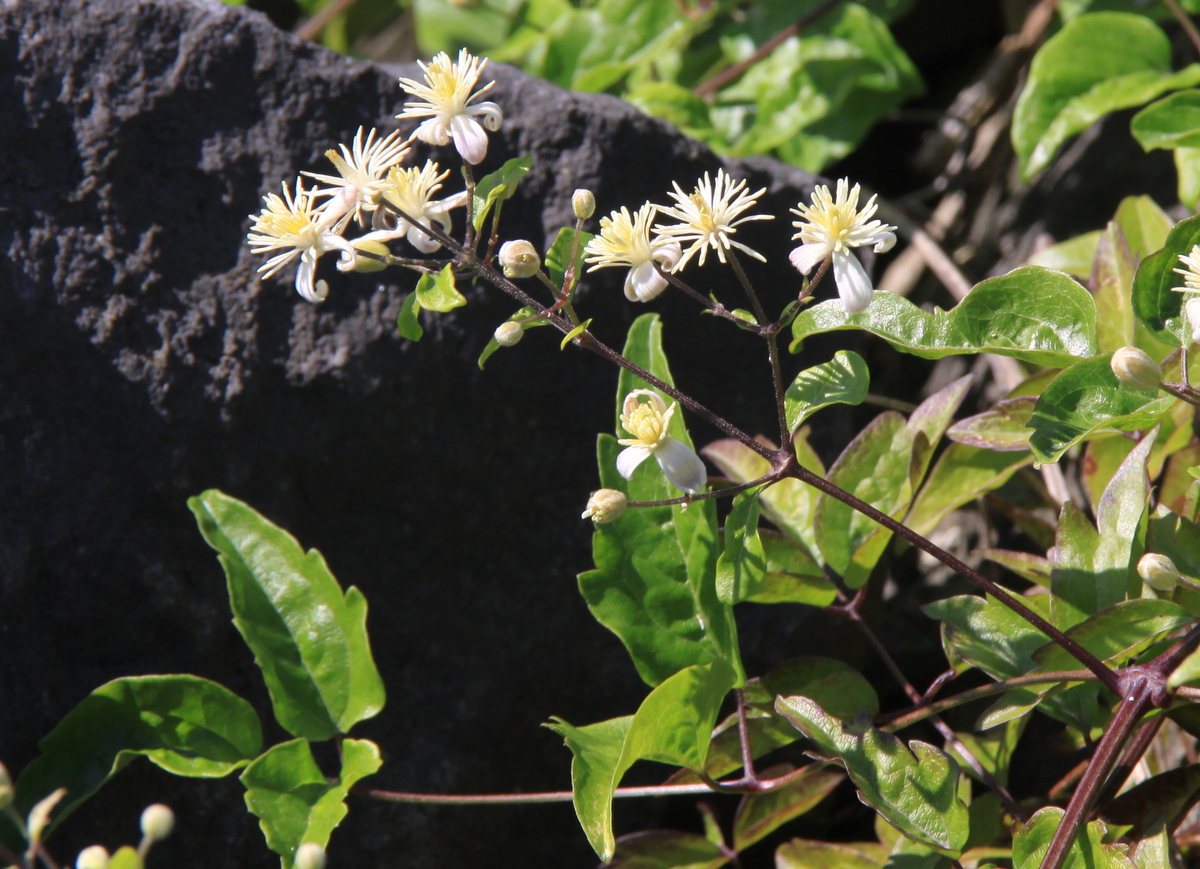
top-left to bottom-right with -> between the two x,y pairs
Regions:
0,1 -> 844,867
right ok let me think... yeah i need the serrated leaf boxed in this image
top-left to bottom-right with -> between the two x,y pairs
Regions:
905,444 -> 1033,537
1027,354 -> 1172,464
397,291 -> 423,341
790,268 -> 1098,367
776,696 -> 969,855
1012,12 -> 1200,178
1012,808 -> 1136,869
581,315 -> 742,686
717,488 -> 767,604
415,264 -> 465,312
947,397 -> 1037,452
550,661 -> 735,861
189,490 -> 385,740
784,350 -> 870,431
241,738 -> 381,868
733,764 -> 844,851
14,675 -> 261,832
1132,213 -> 1200,346
471,155 -> 533,232
1132,90 -> 1200,151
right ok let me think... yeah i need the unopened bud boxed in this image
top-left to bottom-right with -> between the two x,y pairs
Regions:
1111,347 -> 1162,392
295,842 -> 327,869
1138,553 -> 1181,591
0,761 -> 10,810
139,804 -> 175,842
582,489 -> 627,523
76,846 -> 110,869
499,240 -> 540,278
494,321 -> 523,347
339,239 -> 390,273
572,188 -> 595,220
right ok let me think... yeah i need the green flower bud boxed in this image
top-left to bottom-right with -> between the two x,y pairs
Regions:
346,239 -> 391,273
1138,553 -> 1180,591
582,489 -> 627,523
572,188 -> 596,220
494,321 -> 524,347
139,804 -> 175,842
499,240 -> 541,278
295,842 -> 327,869
76,845 -> 110,869
1110,346 -> 1162,392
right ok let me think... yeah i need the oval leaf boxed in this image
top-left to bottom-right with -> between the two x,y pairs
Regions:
784,350 -> 869,432
1132,90 -> 1200,151
1132,212 -> 1200,346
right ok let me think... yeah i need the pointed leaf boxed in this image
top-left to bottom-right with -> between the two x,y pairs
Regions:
717,488 -> 767,604
905,444 -> 1032,537
1132,212 -> 1200,346
790,268 -> 1098,367
1132,89 -> 1200,151
1114,195 -> 1174,261
1051,501 -> 1103,628
974,549 -> 1051,586
784,350 -> 870,431
189,490 -> 385,740
922,595 -> 1049,680
545,226 -> 594,290
1012,808 -> 1136,869
907,374 -> 974,487
776,696 -> 969,855
397,291 -> 423,341
750,531 -> 836,606
608,830 -> 729,869
1027,231 -> 1102,279
241,738 -> 382,868
733,764 -> 844,851
1091,223 -> 1137,353
471,155 -> 533,232
15,675 -> 261,830
1032,599 -> 1195,671
414,263 -> 465,312
1092,429 -> 1155,601
947,397 -> 1036,452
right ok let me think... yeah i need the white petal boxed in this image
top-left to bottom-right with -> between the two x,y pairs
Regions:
655,438 -> 707,494
872,231 -> 896,254
295,254 -> 320,303
407,220 -> 443,253
1187,298 -> 1200,344
450,114 -> 489,165
652,240 -> 682,271
414,117 -> 452,147
832,250 -> 874,313
625,260 -> 668,302
616,444 -> 654,481
789,243 -> 828,275
469,101 -> 504,131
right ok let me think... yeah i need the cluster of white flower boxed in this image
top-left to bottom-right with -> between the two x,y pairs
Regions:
583,171 -> 896,313
247,49 -> 502,302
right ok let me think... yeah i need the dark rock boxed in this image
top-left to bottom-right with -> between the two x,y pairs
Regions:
0,1 -> 841,867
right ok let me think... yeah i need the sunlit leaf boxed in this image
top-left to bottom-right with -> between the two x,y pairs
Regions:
471,155 -> 533,232
717,488 -> 767,604
733,764 -> 843,851
415,264 -> 466,312
784,350 -> 869,432
1012,808 -> 1136,869
1132,213 -> 1200,346
946,397 -> 1036,452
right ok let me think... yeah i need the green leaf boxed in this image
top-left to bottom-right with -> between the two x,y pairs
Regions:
1012,808 -> 1136,869
14,675 -> 261,830
949,719 -> 1026,789
784,350 -> 870,431
472,155 -> 533,232
776,696 -> 969,855
776,840 -> 888,869
733,764 -> 844,851
751,531 -> 835,606
1032,599 -> 1195,671
976,549 -> 1052,585
1132,213 -> 1200,346
414,264 -> 466,312
815,412 -> 913,587
1012,12 -> 1200,178
923,595 -> 1049,680
581,314 -> 743,686
717,488 -> 767,604
1114,195 -> 1175,261
560,318 -> 592,350
905,444 -> 1033,537
189,490 -> 386,741
755,657 -> 881,719
550,661 -> 735,861
1050,501 -> 1103,628
946,397 -> 1036,452
790,268 -> 1098,367
1103,764 -> 1200,836
397,291 -> 423,341
607,830 -> 730,869
1092,429 -> 1155,598
1027,354 -> 1172,464
545,226 -> 594,290
1092,223 -> 1137,354
241,737 -> 382,868
1027,231 -> 1102,279
1132,90 -> 1200,151
1177,147 -> 1200,211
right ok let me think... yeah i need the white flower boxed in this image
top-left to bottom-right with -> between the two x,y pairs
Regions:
303,127 -> 410,225
789,178 -> 896,314
247,179 -> 356,303
377,160 -> 468,253
655,169 -> 772,271
584,204 -> 682,302
616,389 -> 707,494
397,49 -> 503,165
1172,245 -> 1200,343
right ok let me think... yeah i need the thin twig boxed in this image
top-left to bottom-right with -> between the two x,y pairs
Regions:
1164,0 -> 1200,60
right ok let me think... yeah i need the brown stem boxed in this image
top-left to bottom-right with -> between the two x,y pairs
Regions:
878,670 -> 1098,730
728,253 -> 791,449
736,688 -> 756,780
1163,0 -> 1200,60
1091,715 -> 1165,812
1161,381 -> 1200,410
656,265 -> 764,331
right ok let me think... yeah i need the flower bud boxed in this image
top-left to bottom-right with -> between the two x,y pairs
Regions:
572,188 -> 596,220
499,240 -> 540,278
494,321 -> 523,347
295,842 -> 327,869
0,761 -> 11,810
1110,346 -> 1162,392
76,845 -> 110,869
139,804 -> 175,842
582,489 -> 627,523
340,239 -> 390,273
1138,553 -> 1181,592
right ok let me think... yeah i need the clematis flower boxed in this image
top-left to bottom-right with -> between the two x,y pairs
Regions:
1172,244 -> 1200,343
397,49 -> 503,165
303,126 -> 410,225
247,179 -> 355,303
616,390 -> 707,494
655,169 -> 772,271
584,204 -> 682,302
789,178 -> 896,314
376,160 -> 467,253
